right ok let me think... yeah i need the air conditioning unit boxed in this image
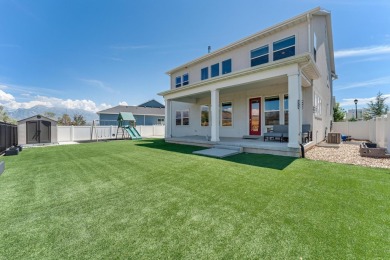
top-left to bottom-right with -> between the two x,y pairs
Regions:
327,133 -> 341,144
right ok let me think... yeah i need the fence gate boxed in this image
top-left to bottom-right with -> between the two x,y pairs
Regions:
26,120 -> 51,144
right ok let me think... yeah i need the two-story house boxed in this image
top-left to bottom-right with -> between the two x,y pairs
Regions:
159,7 -> 336,157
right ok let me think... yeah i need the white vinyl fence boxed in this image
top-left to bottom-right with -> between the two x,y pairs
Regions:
57,125 -> 165,142
333,113 -> 390,151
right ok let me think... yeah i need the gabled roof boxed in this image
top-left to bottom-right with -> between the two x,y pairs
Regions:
17,114 -> 57,123
117,112 -> 136,121
97,105 -> 165,116
138,99 -> 165,108
166,6 -> 335,75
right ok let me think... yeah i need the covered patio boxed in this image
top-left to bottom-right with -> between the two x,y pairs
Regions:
165,135 -> 314,157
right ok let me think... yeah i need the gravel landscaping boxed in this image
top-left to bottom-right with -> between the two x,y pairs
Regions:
306,141 -> 390,169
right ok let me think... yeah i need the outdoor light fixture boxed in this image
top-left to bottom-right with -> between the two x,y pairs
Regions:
354,99 -> 358,119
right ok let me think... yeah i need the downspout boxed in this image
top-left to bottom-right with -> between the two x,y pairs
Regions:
307,14 -> 312,54
299,60 -> 312,157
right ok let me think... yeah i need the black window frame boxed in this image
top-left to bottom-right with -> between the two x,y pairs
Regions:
251,45 -> 269,67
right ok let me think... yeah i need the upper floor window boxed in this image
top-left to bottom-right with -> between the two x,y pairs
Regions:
251,45 -> 269,67
222,59 -> 232,74
175,76 -> 182,88
273,35 -> 295,61
211,63 -> 219,78
183,73 -> 189,86
201,67 -> 208,80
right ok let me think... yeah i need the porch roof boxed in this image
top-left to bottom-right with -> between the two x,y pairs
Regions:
159,53 -> 319,98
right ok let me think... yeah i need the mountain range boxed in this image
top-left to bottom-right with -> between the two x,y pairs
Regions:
6,106 -> 99,123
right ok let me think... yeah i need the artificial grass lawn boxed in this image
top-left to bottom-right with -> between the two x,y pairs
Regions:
0,139 -> 389,259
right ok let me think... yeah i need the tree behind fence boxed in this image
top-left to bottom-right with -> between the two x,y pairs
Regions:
0,122 -> 18,153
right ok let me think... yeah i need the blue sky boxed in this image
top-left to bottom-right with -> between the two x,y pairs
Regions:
0,0 -> 389,112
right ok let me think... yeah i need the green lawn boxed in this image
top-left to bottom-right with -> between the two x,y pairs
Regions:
0,139 -> 389,259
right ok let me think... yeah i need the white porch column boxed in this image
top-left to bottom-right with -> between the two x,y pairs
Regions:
210,89 -> 220,142
288,73 -> 302,148
164,99 -> 172,138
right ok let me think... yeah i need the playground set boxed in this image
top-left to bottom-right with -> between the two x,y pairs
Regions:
116,112 -> 142,140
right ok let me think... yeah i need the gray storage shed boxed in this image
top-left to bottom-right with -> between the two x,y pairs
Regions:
17,115 -> 58,145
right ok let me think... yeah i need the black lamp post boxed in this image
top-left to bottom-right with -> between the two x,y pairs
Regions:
354,99 -> 358,119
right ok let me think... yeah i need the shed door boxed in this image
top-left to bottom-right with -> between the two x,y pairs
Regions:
26,120 -> 51,144
26,121 -> 39,144
39,121 -> 51,143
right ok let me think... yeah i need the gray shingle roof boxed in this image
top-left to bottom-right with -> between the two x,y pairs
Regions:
97,105 -> 165,116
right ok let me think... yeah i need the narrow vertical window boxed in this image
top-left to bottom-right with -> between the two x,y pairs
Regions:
201,105 -> 209,126
201,67 -> 208,80
175,76 -> 182,88
273,36 -> 295,61
182,110 -> 189,125
265,96 -> 280,125
176,111 -> 182,125
284,95 -> 289,125
251,45 -> 269,66
183,73 -> 189,86
221,102 -> 232,126
222,59 -> 232,74
211,63 -> 219,77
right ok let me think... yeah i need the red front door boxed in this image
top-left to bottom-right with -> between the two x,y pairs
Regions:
249,97 -> 261,135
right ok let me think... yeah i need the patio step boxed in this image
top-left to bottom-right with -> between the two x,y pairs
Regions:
193,145 -> 242,158
213,145 -> 243,152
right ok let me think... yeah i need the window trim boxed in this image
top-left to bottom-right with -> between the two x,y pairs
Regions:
273,35 -> 296,61
200,105 -> 210,127
211,63 -> 220,78
251,45 -> 269,67
221,101 -> 233,127
264,95 -> 280,126
175,109 -> 190,126
201,67 -> 209,80
175,76 -> 182,88
183,73 -> 189,86
222,59 -> 232,75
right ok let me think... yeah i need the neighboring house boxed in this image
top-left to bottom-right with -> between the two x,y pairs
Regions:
159,7 -> 336,156
97,99 -> 165,126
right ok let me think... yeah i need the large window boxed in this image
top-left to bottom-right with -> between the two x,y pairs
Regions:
201,105 -> 209,126
175,76 -> 181,88
183,73 -> 189,86
211,63 -> 219,77
201,67 -> 208,80
222,59 -> 232,74
273,35 -> 295,61
176,110 -> 189,125
284,95 -> 289,125
265,96 -> 280,125
251,45 -> 269,67
221,102 -> 232,126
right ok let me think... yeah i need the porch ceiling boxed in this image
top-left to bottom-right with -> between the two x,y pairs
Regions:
171,75 -> 288,103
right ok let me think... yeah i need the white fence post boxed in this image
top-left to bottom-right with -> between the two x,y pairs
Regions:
71,126 -> 74,141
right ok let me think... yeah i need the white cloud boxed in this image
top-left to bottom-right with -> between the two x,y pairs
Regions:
335,45 -> 390,58
339,94 -> 390,108
0,89 -> 112,112
0,90 -> 15,102
335,76 -> 390,90
119,101 -> 128,106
